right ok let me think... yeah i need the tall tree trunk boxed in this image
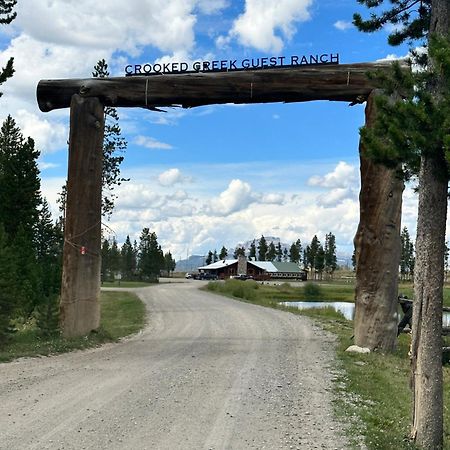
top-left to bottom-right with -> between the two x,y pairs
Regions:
60,95 -> 104,338
354,91 -> 404,352
411,1 -> 449,447
411,156 -> 446,449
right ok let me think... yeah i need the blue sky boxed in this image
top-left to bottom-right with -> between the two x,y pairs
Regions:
0,0 -> 419,260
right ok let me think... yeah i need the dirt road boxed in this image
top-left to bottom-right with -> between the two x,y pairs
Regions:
0,282 -> 350,449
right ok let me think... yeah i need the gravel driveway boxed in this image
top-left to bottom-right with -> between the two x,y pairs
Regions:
0,281 -> 350,449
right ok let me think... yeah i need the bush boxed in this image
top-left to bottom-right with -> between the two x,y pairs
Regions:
302,282 -> 323,298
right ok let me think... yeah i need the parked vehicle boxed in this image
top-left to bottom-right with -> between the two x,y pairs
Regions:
230,274 -> 249,280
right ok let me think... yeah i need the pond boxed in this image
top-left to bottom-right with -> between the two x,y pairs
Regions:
280,301 -> 450,326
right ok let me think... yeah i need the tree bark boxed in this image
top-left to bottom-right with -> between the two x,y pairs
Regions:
36,62 -> 403,112
354,91 -> 404,352
410,2 -> 449,448
60,95 -> 104,338
411,156 -> 446,449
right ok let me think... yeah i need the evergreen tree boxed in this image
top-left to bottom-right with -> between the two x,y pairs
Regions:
354,1 -> 448,446
315,245 -> 325,280
0,116 -> 41,239
0,225 -> 17,344
400,227 -> 414,280
233,246 -> 246,258
205,250 -> 213,265
249,240 -> 257,259
289,242 -> 300,263
92,59 -> 128,217
275,242 -> 283,262
164,251 -> 176,276
266,242 -> 276,261
109,237 -> 121,277
101,239 -> 111,282
282,247 -> 289,262
324,232 -> 337,278
120,235 -> 136,280
0,1 -> 16,98
257,235 -> 268,261
219,246 -> 228,260
138,228 -> 164,282
213,249 -> 218,263
295,239 -> 303,264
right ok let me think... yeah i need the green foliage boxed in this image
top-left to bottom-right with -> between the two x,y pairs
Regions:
266,241 -> 276,261
138,228 -> 164,281
164,251 -> 176,275
249,240 -> 256,258
400,227 -> 415,280
206,279 -> 259,301
120,235 -> 137,280
361,36 -> 450,180
257,235 -> 268,261
324,233 -> 337,276
92,59 -> 128,217
289,238 -> 302,263
0,0 -> 16,98
219,246 -> 228,260
0,225 -> 17,344
233,246 -> 246,258
353,0 -> 431,47
35,294 -> 60,337
205,250 -> 213,265
0,291 -> 145,362
302,282 -> 323,298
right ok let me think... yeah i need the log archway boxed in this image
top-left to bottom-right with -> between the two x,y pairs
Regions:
37,62 -> 404,350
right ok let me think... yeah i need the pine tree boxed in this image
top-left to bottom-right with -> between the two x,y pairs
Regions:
205,250 -> 213,265
92,59 -> 128,217
120,235 -> 136,280
249,240 -> 256,259
101,239 -> 111,282
289,242 -> 300,263
164,251 -> 176,276
0,116 -> 41,239
0,1 -> 16,98
400,227 -> 414,280
324,232 -> 337,278
109,237 -> 121,277
315,245 -> 325,280
275,242 -> 283,262
295,239 -> 302,264
257,235 -> 268,261
354,1 -> 449,446
283,247 -> 289,262
265,242 -> 276,261
219,246 -> 228,260
213,250 -> 218,263
138,228 -> 164,282
233,246 -> 246,258
0,225 -> 17,345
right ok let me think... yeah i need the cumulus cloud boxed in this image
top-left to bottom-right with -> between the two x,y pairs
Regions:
158,168 -> 191,186
134,135 -> 173,150
308,161 -> 357,189
211,179 -> 255,215
334,20 -> 352,31
218,0 -> 313,53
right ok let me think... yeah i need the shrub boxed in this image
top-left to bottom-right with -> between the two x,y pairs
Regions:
303,282 -> 323,298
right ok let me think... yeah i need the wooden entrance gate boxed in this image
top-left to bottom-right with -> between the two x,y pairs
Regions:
37,62 -> 404,347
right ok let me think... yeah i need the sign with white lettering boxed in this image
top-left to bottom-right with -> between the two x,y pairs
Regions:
125,53 -> 340,76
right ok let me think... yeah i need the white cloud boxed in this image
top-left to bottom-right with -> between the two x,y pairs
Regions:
219,0 -> 313,53
158,168 -> 191,186
134,135 -> 173,150
210,179 -> 255,215
334,20 -> 352,31
308,161 -> 357,189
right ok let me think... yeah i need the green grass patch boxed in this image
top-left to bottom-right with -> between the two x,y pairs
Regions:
205,281 -> 450,449
0,291 -> 146,363
101,280 -> 154,288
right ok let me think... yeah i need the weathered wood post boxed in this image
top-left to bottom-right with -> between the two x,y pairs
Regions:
60,95 -> 104,338
353,91 -> 404,352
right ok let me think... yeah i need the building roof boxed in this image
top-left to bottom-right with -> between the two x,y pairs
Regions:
198,259 -> 238,270
249,261 -> 304,273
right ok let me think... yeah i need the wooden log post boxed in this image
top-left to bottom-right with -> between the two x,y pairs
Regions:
354,91 -> 404,352
60,95 -> 104,338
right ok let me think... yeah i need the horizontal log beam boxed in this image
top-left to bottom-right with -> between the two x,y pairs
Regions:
37,62 -> 403,112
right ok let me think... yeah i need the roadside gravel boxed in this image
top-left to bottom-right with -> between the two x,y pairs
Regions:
0,281 -> 351,449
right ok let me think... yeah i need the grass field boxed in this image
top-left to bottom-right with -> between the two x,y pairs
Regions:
0,291 -> 146,363
205,279 -> 450,449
